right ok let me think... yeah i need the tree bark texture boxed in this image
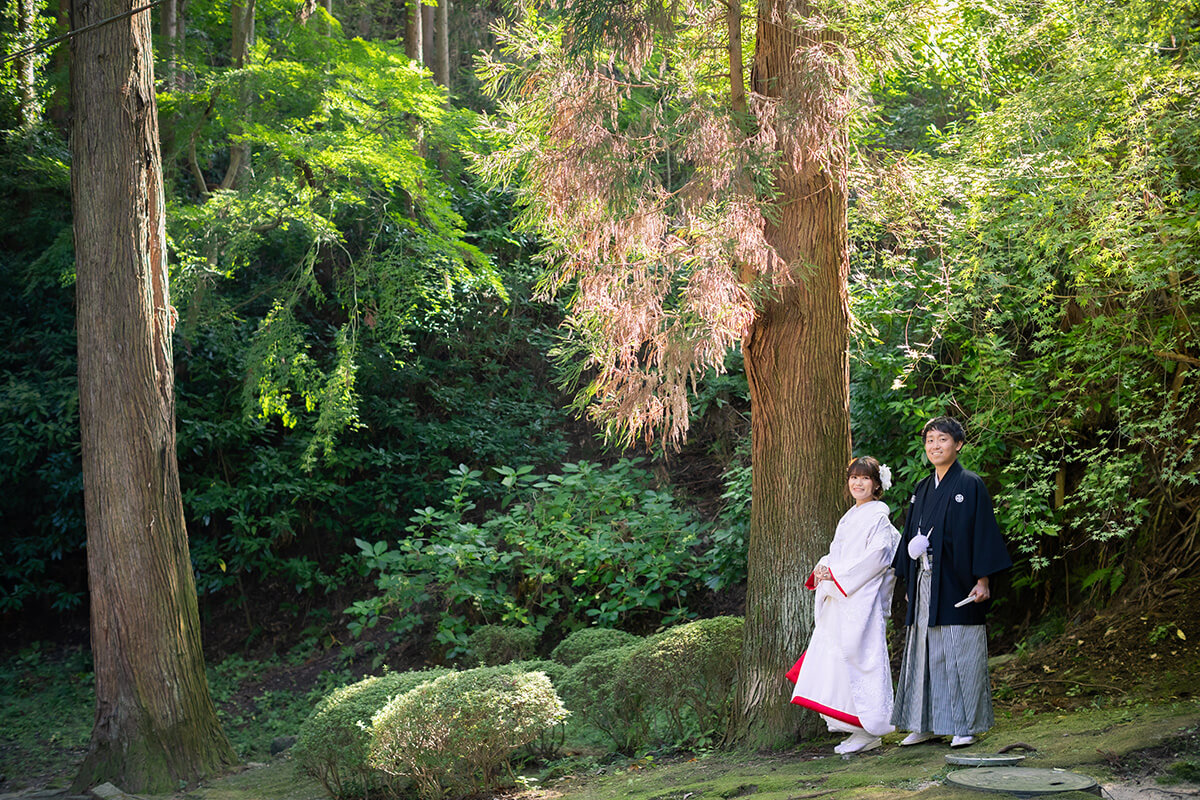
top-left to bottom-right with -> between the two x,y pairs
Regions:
733,0 -> 852,748
68,0 -> 237,790
16,0 -> 42,125
405,0 -> 422,63
160,0 -> 177,86
434,0 -> 449,87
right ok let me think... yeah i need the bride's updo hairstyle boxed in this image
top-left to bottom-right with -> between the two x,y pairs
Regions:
846,456 -> 884,499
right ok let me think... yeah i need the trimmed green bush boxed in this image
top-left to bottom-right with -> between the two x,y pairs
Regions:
467,625 -> 539,665
292,668 -> 450,799
556,618 -> 744,751
505,658 -> 568,686
369,666 -> 568,800
556,644 -> 648,753
629,616 -> 743,743
550,627 -> 640,666
502,659 -> 570,759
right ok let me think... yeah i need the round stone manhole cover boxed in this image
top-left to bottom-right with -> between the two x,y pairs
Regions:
945,767 -> 1100,796
945,752 -> 1027,766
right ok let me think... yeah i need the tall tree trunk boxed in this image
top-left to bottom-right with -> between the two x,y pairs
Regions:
733,0 -> 852,748
405,0 -> 422,63
68,0 -> 237,789
726,0 -> 745,114
421,1 -> 433,68
433,0 -> 449,87
16,0 -> 43,125
161,0 -> 177,86
222,0 -> 255,189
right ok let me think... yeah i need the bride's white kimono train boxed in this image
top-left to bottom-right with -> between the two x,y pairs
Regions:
787,500 -> 901,737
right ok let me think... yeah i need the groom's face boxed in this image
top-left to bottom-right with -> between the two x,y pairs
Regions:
924,429 -> 963,470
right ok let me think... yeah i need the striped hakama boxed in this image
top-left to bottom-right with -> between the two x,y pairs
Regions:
891,565 -> 994,736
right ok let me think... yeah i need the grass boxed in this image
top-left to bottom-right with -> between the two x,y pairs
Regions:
0,642 -> 94,788
0,642 -> 353,793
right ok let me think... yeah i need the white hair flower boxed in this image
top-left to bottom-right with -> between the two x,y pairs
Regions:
878,463 -> 893,492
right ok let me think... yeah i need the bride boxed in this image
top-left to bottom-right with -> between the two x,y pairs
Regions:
786,456 -> 901,754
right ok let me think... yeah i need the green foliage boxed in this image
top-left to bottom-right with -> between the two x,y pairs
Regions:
626,616 -> 743,745
0,645 -> 93,788
505,658 -> 570,687
499,659 -> 571,760
292,668 -> 451,799
550,627 -> 641,667
368,666 -> 568,800
468,625 -> 539,666
0,125 -> 81,615
165,14 -> 495,458
0,0 -> 56,126
556,617 -> 743,752
348,459 -> 730,658
555,644 -> 649,754
176,249 -> 572,618
848,0 -> 1200,606
0,0 -> 574,625
1166,757 -> 1200,784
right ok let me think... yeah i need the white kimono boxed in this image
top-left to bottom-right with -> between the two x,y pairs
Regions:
788,500 -> 901,737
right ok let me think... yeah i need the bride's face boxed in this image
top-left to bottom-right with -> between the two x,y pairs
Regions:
848,473 -> 875,504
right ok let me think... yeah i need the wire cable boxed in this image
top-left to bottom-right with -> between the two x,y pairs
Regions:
1,0 -> 165,66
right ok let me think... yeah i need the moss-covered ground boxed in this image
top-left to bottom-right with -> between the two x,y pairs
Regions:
102,696 -> 1194,800
3,585 -> 1196,800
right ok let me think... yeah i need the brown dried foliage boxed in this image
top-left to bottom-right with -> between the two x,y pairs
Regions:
483,2 -> 859,446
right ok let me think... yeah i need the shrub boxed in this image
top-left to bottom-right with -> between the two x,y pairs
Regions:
556,644 -> 649,753
503,660 -> 569,759
467,625 -> 539,665
550,627 -> 640,666
505,658 -> 568,686
348,459 -> 734,657
628,616 -> 743,743
292,668 -> 450,799
369,666 -> 568,800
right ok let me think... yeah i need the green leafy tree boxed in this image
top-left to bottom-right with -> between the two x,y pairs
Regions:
849,0 -> 1200,610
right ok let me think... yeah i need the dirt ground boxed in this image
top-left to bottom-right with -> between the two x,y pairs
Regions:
990,578 -> 1200,715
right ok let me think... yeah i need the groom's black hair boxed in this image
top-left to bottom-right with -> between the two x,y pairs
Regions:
922,415 -> 965,443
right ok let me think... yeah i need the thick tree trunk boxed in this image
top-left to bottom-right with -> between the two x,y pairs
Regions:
68,0 -> 237,790
733,0 -> 852,748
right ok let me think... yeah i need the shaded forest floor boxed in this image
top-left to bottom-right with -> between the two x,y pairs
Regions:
1,579 -> 1197,800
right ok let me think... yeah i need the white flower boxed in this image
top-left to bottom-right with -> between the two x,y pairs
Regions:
878,463 -> 893,492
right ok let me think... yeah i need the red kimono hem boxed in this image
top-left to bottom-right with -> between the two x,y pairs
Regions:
789,695 -> 863,728
785,653 -> 863,728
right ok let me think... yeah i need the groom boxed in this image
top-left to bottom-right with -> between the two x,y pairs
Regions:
890,416 -> 1012,748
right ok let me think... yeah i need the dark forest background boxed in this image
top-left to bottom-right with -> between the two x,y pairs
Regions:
2,0 -> 1198,671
